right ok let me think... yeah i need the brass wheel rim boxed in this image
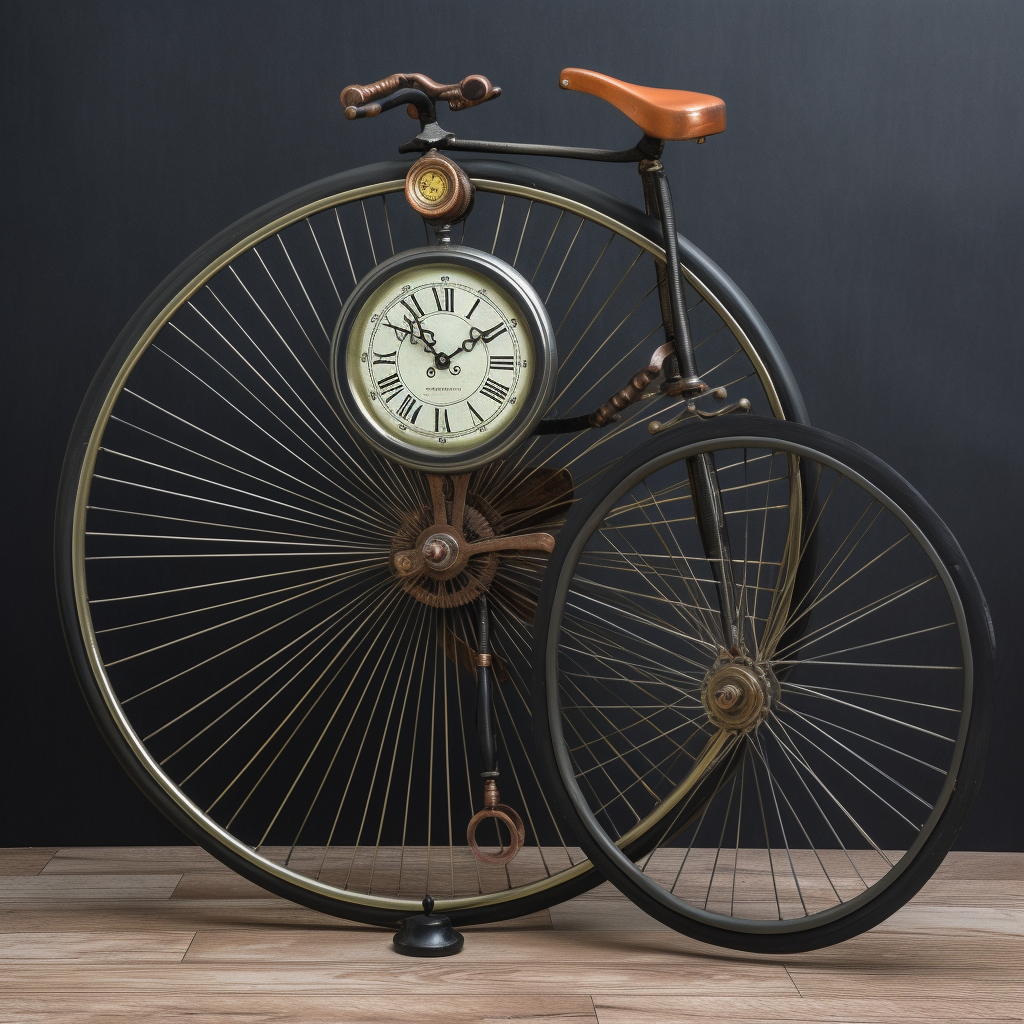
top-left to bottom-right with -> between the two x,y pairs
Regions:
69,178 -> 790,914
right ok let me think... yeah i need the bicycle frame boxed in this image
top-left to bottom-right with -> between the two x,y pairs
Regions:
342,78 -> 751,842
394,100 -> 746,662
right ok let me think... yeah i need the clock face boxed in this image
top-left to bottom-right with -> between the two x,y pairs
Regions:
416,169 -> 449,205
331,248 -> 556,471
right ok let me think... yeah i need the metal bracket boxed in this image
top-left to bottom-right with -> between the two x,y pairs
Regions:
588,342 -> 676,427
648,389 -> 752,434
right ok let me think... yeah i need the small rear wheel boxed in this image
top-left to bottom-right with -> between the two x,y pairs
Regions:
532,417 -> 992,951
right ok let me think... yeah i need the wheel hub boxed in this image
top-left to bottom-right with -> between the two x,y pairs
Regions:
389,471 -> 563,611
420,531 -> 461,571
391,499 -> 500,608
702,654 -> 779,732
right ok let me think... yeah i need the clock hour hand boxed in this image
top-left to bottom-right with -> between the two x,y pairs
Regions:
459,323 -> 508,353
434,322 -> 505,370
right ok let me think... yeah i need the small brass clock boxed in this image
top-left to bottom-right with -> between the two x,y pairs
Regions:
417,169 -> 449,204
330,246 -> 557,472
404,150 -> 474,222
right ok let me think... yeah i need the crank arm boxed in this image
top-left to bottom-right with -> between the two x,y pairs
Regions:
393,531 -> 554,578
464,533 -> 555,555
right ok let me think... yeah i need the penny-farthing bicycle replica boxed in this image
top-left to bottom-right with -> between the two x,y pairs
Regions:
56,69 -> 992,952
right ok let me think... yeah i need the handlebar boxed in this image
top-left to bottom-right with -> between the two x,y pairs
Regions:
341,73 -> 500,121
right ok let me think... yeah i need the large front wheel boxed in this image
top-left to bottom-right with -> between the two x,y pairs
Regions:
532,417 -> 992,951
56,162 -> 807,926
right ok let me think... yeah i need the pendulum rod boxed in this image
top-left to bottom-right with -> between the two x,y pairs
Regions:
475,595 -> 498,780
465,594 -> 525,864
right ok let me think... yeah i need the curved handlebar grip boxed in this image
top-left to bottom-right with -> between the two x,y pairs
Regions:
341,73 -> 500,114
445,74 -> 501,110
344,88 -> 429,121
341,74 -> 405,108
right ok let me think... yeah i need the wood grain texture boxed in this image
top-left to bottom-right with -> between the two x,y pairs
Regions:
1,847 -> 1021,1021
785,967 -> 1024,1002
0,899 -> 550,933
180,926 -> 747,964
1,930 -> 194,963
930,852 -> 1024,881
592,995 -> 1024,1022
873,904 -> 1024,936
0,874 -> 181,901
907,879 -> 1024,907
0,849 -> 57,876
0,898 -> 350,932
778,930 -> 1024,966
0,961 -> 798,995
0,992 -> 597,1024
170,871 -> 278,900
463,909 -> 554,930
550,897 -> 669,931
41,846 -> 226,875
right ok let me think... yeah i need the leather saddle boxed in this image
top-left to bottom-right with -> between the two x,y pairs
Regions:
560,67 -> 725,141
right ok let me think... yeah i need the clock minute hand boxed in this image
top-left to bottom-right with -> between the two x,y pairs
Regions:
385,314 -> 434,352
401,314 -> 453,369
401,314 -> 433,350
383,314 -> 432,344
381,310 -> 432,348
384,319 -> 416,343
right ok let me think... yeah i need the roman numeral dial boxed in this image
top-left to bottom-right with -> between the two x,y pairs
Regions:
361,277 -> 527,444
334,250 -> 555,471
480,378 -> 510,404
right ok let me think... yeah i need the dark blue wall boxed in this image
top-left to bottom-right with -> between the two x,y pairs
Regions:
2,0 -> 1021,847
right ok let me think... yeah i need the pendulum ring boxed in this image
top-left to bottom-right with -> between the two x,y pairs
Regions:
466,780 -> 526,865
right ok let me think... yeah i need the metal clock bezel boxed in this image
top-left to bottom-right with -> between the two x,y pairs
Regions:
330,246 -> 558,473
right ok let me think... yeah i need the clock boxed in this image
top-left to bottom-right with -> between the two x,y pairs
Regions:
404,150 -> 473,223
330,246 -> 557,472
416,169 -> 449,204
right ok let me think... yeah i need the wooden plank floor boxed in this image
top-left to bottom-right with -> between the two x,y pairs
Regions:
1,848 -> 1021,1023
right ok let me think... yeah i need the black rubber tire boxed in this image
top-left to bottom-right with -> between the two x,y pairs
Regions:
55,162 -> 808,927
532,417 -> 994,952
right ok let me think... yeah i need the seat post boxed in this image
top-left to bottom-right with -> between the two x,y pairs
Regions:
639,159 -> 706,394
